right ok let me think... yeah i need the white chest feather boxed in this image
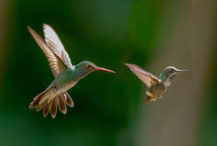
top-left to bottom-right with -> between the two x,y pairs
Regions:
163,80 -> 171,87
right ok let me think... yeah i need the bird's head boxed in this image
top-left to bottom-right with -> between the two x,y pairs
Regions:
159,66 -> 189,81
75,61 -> 115,77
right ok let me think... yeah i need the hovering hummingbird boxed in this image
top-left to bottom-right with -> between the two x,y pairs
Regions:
125,64 -> 189,104
28,24 -> 115,118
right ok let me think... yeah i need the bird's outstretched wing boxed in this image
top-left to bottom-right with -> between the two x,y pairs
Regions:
27,26 -> 67,77
125,64 -> 159,87
43,24 -> 73,69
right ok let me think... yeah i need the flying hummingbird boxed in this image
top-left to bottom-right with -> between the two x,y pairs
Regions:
125,64 -> 189,104
28,24 -> 115,118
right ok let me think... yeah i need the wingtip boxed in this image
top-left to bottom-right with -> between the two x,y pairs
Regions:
43,23 -> 47,27
43,23 -> 51,29
124,63 -> 131,67
27,25 -> 32,31
27,26 -> 36,35
124,63 -> 136,68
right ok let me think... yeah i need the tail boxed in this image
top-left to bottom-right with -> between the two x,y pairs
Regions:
144,95 -> 152,104
29,88 -> 74,118
144,95 -> 161,104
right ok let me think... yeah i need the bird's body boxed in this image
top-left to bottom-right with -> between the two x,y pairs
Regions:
146,82 -> 166,101
44,61 -> 99,99
125,64 -> 188,104
38,68 -> 77,105
28,24 -> 115,118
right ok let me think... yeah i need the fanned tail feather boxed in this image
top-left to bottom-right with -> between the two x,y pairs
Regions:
50,97 -> 58,118
43,100 -> 53,117
144,94 -> 160,104
29,89 -> 74,118
29,90 -> 47,109
58,94 -> 67,114
144,95 -> 152,104
65,92 -> 74,107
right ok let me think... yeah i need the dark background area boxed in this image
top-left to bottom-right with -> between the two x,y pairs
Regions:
0,0 -> 217,146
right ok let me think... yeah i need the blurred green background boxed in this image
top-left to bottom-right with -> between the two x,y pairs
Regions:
0,0 -> 217,146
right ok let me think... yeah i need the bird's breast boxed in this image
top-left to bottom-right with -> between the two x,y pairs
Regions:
59,80 -> 78,92
147,83 -> 167,97
163,80 -> 171,87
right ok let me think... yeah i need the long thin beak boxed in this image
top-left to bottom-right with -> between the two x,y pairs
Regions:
176,69 -> 190,72
95,67 -> 116,73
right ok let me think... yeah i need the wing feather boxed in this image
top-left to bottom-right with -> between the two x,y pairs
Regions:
125,64 -> 159,87
27,26 -> 67,77
43,24 -> 73,69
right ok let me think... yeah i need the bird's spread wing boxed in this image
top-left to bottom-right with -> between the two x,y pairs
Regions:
43,24 -> 73,69
125,64 -> 159,87
27,26 -> 67,77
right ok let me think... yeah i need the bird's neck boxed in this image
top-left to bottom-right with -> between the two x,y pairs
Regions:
159,74 -> 171,87
72,69 -> 86,81
159,73 -> 169,82
159,71 -> 176,82
72,65 -> 93,81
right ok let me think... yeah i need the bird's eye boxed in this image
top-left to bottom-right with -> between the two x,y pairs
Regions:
87,65 -> 92,68
171,69 -> 175,72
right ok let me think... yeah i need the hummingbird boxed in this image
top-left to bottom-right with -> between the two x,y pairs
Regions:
28,24 -> 115,118
125,64 -> 189,104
